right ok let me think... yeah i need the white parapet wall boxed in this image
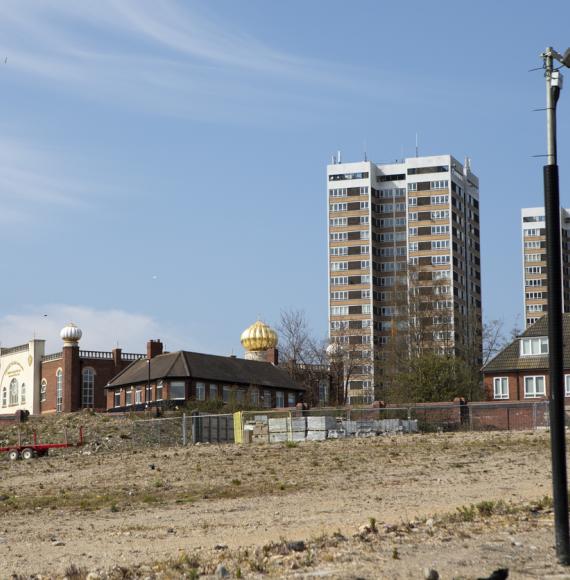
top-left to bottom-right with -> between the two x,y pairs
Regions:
0,339 -> 45,416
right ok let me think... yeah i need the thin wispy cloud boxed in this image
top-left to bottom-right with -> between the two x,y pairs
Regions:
0,139 -> 97,225
0,1 -> 400,123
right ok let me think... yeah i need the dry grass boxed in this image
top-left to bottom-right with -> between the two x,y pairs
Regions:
0,414 -> 562,578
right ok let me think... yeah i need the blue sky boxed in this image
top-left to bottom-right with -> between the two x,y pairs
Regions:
0,0 -> 569,354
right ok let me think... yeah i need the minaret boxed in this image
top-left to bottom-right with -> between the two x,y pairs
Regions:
60,323 -> 82,412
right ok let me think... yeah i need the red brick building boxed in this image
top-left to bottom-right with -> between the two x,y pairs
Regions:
40,323 -> 144,414
105,339 -> 304,411
482,314 -> 570,402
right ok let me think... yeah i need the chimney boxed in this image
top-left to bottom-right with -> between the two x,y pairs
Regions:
265,347 -> 279,365
112,347 -> 122,366
147,339 -> 163,360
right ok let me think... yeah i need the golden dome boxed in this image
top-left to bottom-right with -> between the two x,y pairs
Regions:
240,320 -> 278,352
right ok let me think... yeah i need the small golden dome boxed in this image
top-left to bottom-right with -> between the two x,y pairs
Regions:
240,320 -> 278,352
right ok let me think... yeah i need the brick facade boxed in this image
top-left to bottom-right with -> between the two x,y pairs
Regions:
483,369 -> 555,402
106,378 -> 300,412
41,347 -> 141,414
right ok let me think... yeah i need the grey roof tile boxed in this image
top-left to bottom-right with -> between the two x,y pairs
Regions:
482,314 -> 570,373
106,350 -> 304,391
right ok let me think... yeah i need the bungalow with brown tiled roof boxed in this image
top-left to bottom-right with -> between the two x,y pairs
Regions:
105,339 -> 305,412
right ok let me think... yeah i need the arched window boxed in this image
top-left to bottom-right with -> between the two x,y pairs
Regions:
40,380 -> 47,402
56,369 -> 63,413
9,379 -> 18,406
1,385 -> 6,407
82,368 -> 95,408
20,383 -> 26,405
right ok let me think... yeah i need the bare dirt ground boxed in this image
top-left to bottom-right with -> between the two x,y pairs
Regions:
0,427 -> 568,579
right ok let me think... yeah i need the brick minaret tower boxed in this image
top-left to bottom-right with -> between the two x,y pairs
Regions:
60,323 -> 82,412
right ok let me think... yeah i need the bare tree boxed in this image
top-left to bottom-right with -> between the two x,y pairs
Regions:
277,309 -> 329,406
277,308 -> 363,407
482,319 -> 507,366
277,309 -> 312,365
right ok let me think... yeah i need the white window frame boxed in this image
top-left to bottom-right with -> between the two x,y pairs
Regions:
565,375 -> 570,397
331,276 -> 348,286
331,261 -> 348,271
9,378 -> 18,406
275,391 -> 285,408
493,377 -> 509,400
196,382 -> 206,401
56,369 -> 63,413
114,390 -> 121,408
169,381 -> 186,400
520,337 -> 549,356
524,375 -> 546,398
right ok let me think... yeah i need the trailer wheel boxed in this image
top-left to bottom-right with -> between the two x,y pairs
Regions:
8,450 -> 19,461
21,448 -> 34,460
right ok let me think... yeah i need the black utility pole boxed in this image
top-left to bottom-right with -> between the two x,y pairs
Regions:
542,46 -> 570,565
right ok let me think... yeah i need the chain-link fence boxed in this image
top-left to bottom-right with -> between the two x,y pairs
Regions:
238,401 -> 552,444
111,402 -> 553,450
131,413 -> 234,448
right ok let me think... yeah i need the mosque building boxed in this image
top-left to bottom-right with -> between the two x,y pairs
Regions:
1,323 -> 143,417
0,319 -> 305,417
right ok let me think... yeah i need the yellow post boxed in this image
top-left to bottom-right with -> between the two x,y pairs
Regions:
233,411 -> 243,444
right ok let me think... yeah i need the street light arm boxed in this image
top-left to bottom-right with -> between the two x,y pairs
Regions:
545,47 -> 570,68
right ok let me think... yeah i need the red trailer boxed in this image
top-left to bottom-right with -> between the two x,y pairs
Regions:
0,427 -> 84,460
